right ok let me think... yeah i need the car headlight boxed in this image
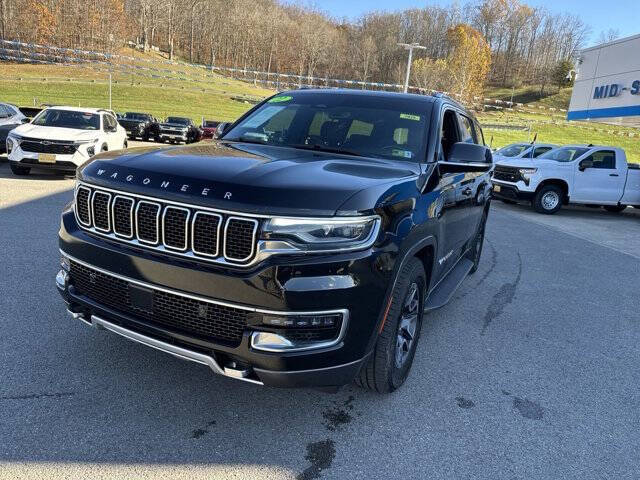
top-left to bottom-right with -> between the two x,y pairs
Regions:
261,216 -> 380,251
518,168 -> 537,181
74,138 -> 99,145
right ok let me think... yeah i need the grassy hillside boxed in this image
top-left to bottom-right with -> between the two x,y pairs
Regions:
0,61 -> 274,123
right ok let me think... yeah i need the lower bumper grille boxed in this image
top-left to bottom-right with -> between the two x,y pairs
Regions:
69,261 -> 249,346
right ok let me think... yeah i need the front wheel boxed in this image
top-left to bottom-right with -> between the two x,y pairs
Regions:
10,163 -> 30,175
603,204 -> 627,213
533,185 -> 563,214
356,257 -> 426,393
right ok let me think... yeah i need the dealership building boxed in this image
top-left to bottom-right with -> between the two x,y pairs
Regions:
568,33 -> 640,127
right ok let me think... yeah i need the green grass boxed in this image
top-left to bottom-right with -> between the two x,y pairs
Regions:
0,62 -> 274,123
484,85 -> 572,110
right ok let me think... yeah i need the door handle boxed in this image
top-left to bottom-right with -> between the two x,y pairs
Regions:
462,188 -> 473,196
609,173 -> 619,177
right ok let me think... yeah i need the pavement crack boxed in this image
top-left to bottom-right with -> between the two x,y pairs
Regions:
481,251 -> 522,335
296,439 -> 336,480
0,392 -> 75,401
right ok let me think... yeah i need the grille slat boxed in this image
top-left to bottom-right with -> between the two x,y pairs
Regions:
224,218 -> 257,261
493,166 -> 521,183
75,187 -> 91,226
163,207 -> 190,250
92,192 -> 111,232
192,212 -> 221,257
77,184 -> 260,265
136,201 -> 160,244
112,196 -> 134,238
69,261 -> 248,346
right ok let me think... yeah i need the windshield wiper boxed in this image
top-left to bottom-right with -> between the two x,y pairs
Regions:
289,144 -> 366,157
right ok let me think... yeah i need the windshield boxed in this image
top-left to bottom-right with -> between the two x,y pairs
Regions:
496,144 -> 530,157
166,117 -> 190,125
32,109 -> 100,130
124,113 -> 148,121
539,147 -> 590,162
222,92 -> 430,162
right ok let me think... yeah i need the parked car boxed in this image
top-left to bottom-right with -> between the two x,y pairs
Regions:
7,106 -> 127,175
56,89 -> 493,393
118,112 -> 161,141
0,102 -> 28,126
201,119 -> 221,139
492,142 -> 557,162
158,116 -> 201,144
0,123 -> 20,155
492,145 -> 640,214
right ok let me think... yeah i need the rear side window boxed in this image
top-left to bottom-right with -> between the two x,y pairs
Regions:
533,147 -> 553,157
584,150 -> 616,169
458,114 -> 478,144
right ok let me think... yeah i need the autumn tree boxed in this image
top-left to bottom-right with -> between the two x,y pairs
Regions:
445,24 -> 491,102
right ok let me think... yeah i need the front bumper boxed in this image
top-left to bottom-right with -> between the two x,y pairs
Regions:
8,145 -> 89,169
159,132 -> 187,142
492,181 -> 535,202
57,207 -> 389,388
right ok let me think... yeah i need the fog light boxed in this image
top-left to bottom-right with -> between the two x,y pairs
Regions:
261,313 -> 340,328
60,255 -> 70,271
6,139 -> 12,154
56,269 -> 69,290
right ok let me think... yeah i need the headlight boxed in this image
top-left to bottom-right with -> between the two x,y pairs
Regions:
262,216 -> 380,251
74,138 -> 99,145
518,168 -> 537,181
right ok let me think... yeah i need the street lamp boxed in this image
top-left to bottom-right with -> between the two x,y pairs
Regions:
398,43 -> 426,93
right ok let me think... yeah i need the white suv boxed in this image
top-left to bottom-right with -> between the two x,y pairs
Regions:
7,107 -> 127,176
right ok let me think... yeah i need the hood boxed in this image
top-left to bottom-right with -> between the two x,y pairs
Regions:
12,123 -> 100,141
78,142 -> 420,216
495,157 -> 536,168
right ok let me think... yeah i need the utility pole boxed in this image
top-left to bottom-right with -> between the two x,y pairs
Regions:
109,73 -> 112,110
398,43 -> 426,93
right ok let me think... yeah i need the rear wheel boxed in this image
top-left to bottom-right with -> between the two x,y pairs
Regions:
10,163 -> 30,176
533,185 -> 563,214
603,204 -> 627,213
356,257 -> 426,393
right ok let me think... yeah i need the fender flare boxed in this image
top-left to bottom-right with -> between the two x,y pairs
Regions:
368,234 -> 438,351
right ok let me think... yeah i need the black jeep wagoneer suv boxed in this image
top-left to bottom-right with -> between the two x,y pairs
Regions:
57,89 -> 492,393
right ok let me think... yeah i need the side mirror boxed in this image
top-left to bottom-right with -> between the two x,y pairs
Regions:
579,159 -> 593,171
216,122 -> 231,138
439,143 -> 493,173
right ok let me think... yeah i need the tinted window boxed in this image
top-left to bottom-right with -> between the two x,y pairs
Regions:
32,109 -> 100,130
539,147 -> 590,162
224,93 -> 431,162
203,121 -> 219,127
496,143 -> 530,157
474,121 -> 485,145
124,113 -> 149,121
584,150 -> 616,169
533,147 -> 553,157
104,114 -> 117,131
458,114 -> 477,144
167,117 -> 190,125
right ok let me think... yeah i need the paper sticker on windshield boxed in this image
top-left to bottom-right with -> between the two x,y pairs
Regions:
400,113 -> 421,121
392,149 -> 413,159
268,95 -> 292,103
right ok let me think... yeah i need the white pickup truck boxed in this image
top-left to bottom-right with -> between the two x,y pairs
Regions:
491,145 -> 640,214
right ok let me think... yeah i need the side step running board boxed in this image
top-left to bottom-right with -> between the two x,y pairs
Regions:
424,258 -> 474,312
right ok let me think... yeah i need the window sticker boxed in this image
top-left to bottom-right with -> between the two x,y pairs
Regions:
268,95 -> 293,103
399,113 -> 421,121
392,149 -> 413,159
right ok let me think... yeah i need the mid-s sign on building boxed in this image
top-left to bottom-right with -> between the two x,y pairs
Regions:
568,34 -> 640,126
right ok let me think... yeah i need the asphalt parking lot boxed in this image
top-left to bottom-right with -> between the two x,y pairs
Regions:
1,151 -> 639,480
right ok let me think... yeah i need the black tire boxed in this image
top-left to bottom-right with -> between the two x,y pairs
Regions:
467,214 -> 487,274
603,204 -> 627,213
101,144 -> 108,153
533,184 -> 563,214
356,257 -> 426,393
9,163 -> 30,175
501,199 -> 517,205
123,140 -> 128,149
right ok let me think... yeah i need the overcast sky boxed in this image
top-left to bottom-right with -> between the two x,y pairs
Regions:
316,0 -> 637,46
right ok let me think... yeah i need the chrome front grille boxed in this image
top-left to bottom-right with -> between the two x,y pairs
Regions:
74,183 -> 260,266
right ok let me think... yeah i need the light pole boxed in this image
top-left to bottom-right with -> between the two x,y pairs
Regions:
398,43 -> 426,93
